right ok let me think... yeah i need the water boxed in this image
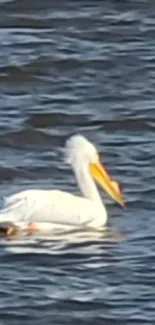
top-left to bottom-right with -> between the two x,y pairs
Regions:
0,0 -> 155,324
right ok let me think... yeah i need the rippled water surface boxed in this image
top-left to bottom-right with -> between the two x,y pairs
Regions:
0,0 -> 155,324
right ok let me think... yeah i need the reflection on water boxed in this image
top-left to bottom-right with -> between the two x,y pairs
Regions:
2,226 -> 123,251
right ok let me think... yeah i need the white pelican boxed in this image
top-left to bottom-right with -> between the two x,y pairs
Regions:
0,135 -> 124,236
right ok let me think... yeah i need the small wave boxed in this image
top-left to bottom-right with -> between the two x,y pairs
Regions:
0,57 -> 85,83
25,113 -> 155,132
0,128 -> 65,149
0,167 -> 30,181
0,65 -> 38,83
25,112 -> 89,128
0,115 -> 153,152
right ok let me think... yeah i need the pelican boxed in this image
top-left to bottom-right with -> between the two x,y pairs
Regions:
0,135 -> 124,236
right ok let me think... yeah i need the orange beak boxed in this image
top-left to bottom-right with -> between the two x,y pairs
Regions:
89,161 -> 125,208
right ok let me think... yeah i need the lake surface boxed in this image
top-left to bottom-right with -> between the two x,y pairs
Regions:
0,0 -> 155,324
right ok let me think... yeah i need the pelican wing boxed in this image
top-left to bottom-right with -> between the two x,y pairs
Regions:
0,189 -> 101,229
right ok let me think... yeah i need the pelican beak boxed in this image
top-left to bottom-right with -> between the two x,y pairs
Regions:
89,161 -> 125,208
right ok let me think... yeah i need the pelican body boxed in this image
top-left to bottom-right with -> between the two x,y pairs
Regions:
0,135 -> 124,236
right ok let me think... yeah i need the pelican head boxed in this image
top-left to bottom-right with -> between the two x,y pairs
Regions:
66,134 -> 125,207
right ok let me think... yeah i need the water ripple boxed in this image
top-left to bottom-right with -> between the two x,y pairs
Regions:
0,0 -> 154,324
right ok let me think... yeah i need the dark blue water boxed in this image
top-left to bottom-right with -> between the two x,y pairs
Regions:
0,0 -> 155,324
